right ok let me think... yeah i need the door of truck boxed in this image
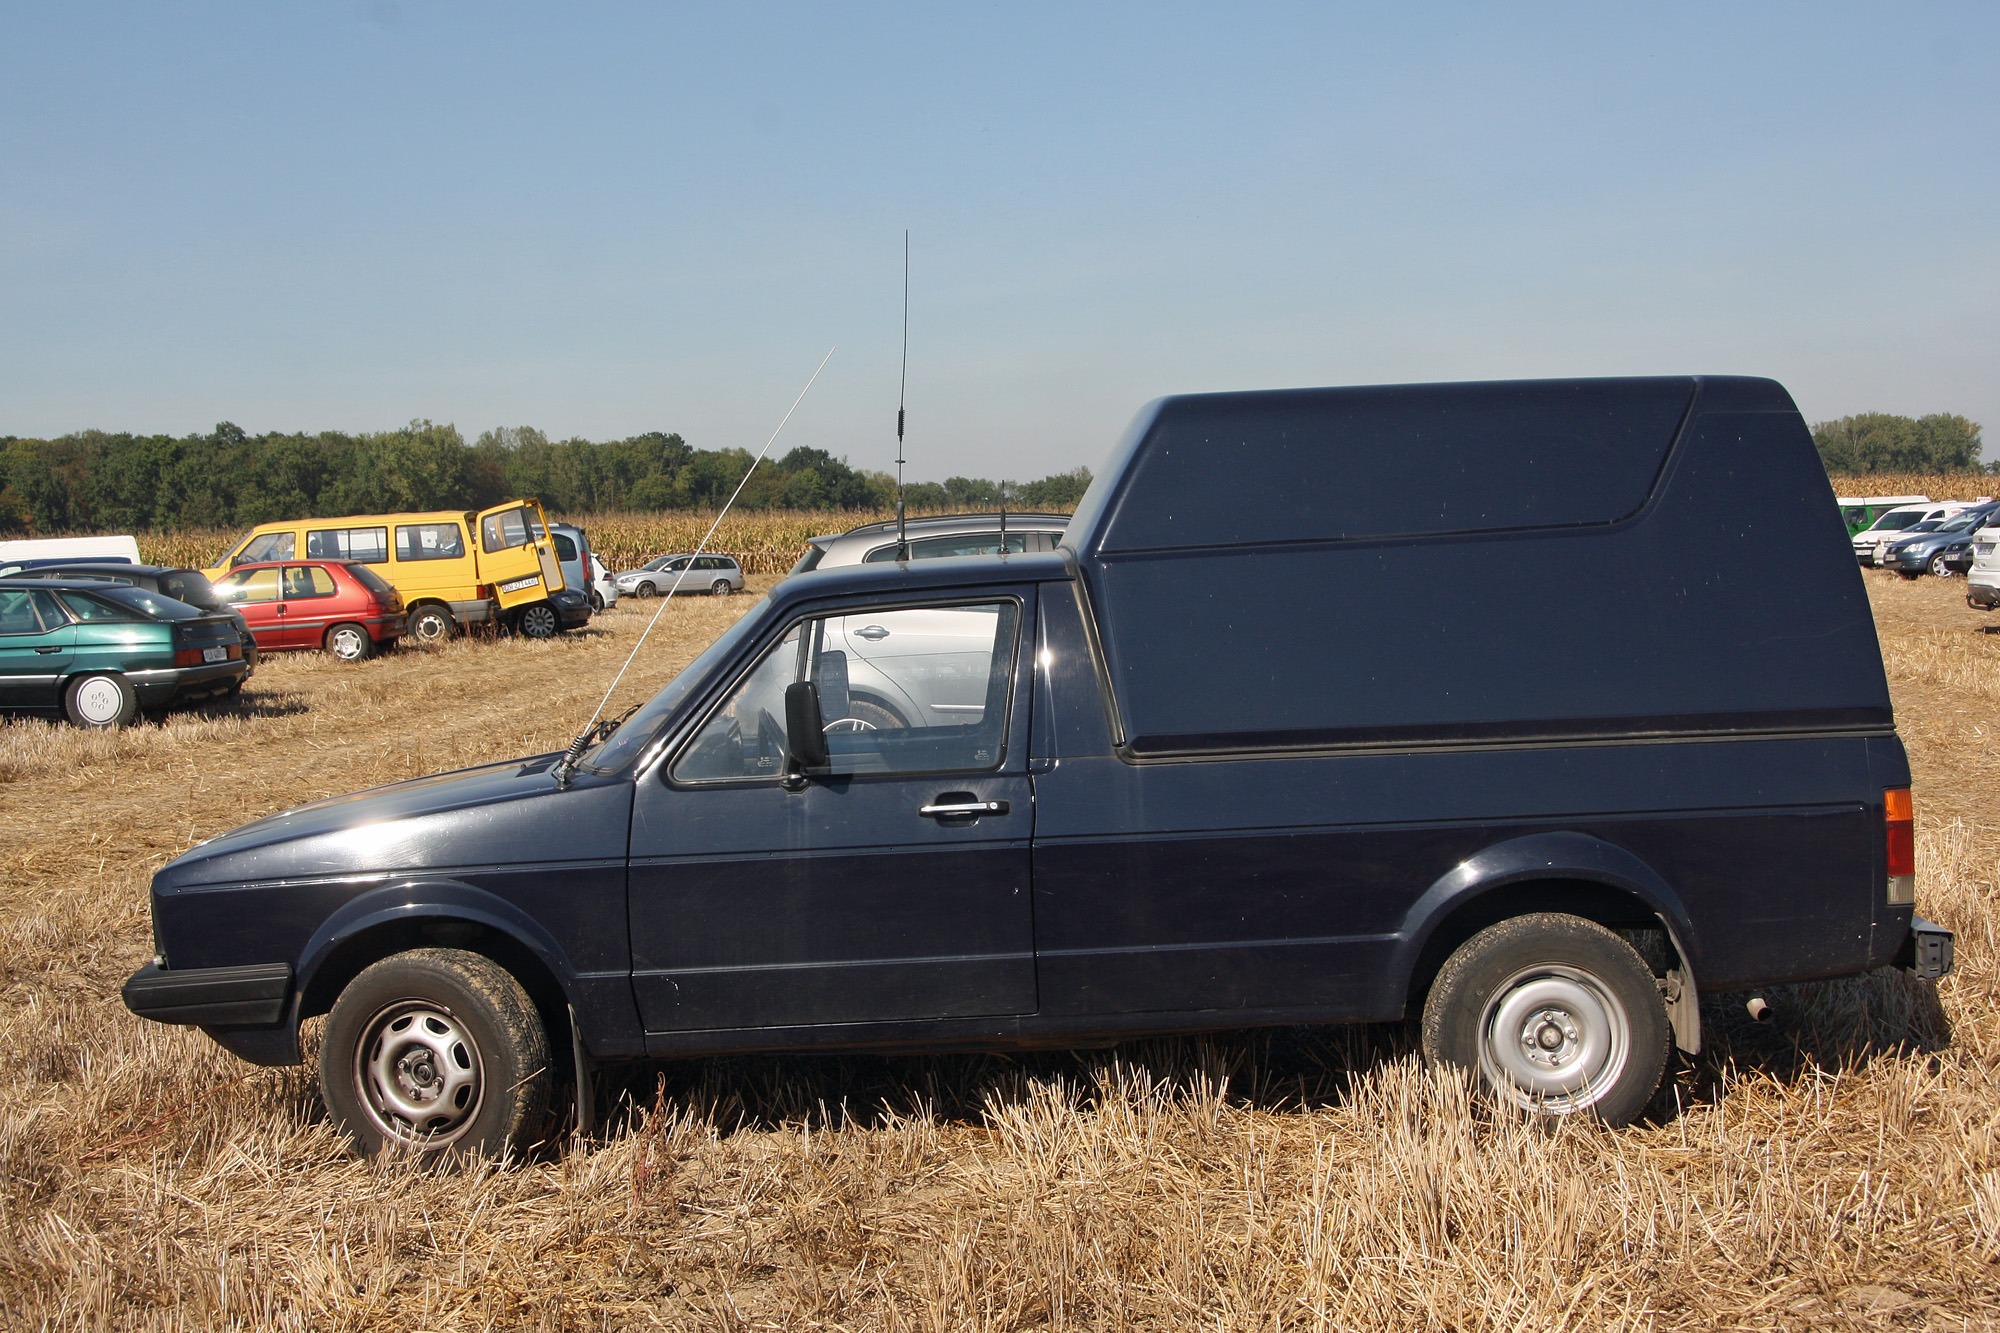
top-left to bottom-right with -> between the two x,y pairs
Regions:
627,588 -> 1039,1036
475,500 -> 566,611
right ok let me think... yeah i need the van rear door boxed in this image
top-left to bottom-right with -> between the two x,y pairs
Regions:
475,500 -> 566,610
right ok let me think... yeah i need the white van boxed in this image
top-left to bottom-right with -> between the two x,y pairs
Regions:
0,534 -> 143,575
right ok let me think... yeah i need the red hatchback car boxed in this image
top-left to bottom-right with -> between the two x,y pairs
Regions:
212,560 -> 407,661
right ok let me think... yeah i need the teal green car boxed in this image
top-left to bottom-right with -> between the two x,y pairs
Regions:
0,579 -> 249,728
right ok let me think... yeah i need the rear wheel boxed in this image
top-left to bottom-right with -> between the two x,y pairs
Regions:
711,579 -> 732,596
407,604 -> 454,646
64,673 -> 139,729
1422,912 -> 1669,1126
321,948 -> 553,1159
588,591 -> 604,612
325,623 -> 374,661
516,603 -> 559,639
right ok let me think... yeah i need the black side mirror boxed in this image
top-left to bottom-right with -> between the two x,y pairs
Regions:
784,680 -> 830,775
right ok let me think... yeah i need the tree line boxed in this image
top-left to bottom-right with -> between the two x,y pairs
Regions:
0,421 -> 1094,536
1812,413 -> 1987,474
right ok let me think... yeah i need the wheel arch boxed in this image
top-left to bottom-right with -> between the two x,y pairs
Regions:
295,882 -> 580,1048
1384,831 -> 1701,1051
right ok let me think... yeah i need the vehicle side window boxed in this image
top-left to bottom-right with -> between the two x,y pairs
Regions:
673,600 -> 1020,783
54,591 -> 137,622
306,526 -> 389,563
235,532 -> 295,565
695,556 -> 723,571
0,590 -> 48,634
552,534 -> 578,561
481,508 -> 532,553
667,558 -> 689,571
396,523 -> 467,561
284,566 -> 338,599
215,569 -> 281,603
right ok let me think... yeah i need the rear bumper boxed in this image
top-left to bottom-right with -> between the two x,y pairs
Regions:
448,598 -> 498,627
1896,916 -> 1955,980
125,659 -> 250,705
123,960 -> 291,1026
365,612 -> 408,640
1968,578 -> 2000,609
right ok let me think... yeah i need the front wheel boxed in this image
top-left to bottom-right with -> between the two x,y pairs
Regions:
1931,554 -> 1956,577
1422,912 -> 1669,1126
406,604 -> 454,646
633,581 -> 656,599
320,948 -> 553,1158
516,603 -> 559,639
1898,570 -> 1921,581
325,623 -> 374,661
64,673 -> 139,729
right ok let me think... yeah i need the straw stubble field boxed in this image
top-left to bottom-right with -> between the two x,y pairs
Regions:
1,573 -> 1997,1330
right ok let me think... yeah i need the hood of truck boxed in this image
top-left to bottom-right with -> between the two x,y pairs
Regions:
153,756 -> 631,892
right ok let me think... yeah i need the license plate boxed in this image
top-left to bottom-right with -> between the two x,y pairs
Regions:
202,645 -> 227,663
1980,544 -> 1994,556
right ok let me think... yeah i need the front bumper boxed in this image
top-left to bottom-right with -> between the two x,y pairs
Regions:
123,959 -> 291,1026
552,590 -> 591,628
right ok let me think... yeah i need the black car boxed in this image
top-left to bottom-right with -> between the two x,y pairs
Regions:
123,376 -> 1951,1156
6,563 -> 260,669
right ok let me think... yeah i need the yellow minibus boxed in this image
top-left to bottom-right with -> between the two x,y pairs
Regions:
204,500 -> 571,644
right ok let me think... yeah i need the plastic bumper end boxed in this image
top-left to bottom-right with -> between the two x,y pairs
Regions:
1897,917 -> 1955,980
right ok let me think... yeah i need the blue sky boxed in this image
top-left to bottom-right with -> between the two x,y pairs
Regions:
3,3 -> 1997,481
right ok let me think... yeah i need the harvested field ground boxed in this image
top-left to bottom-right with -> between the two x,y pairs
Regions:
1,571 -> 1997,1330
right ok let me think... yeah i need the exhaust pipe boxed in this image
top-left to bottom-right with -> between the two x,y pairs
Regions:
1745,996 -> 1771,1023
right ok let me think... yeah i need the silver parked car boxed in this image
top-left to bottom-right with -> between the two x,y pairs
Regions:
789,512 -> 1070,575
615,553 -> 745,598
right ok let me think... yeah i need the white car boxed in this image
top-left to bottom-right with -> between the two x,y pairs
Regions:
588,554 -> 619,611
1967,526 -> 2000,611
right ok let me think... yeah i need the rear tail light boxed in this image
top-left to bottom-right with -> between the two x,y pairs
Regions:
475,584 -> 494,601
1886,787 -> 1915,904
174,648 -> 203,666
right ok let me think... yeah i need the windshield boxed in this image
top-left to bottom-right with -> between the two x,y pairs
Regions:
1941,511 -> 1989,533
577,595 -> 774,775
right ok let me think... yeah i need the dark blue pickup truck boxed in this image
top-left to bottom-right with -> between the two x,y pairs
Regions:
124,375 -> 1953,1154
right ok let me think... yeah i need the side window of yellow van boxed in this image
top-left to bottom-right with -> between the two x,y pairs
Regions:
396,523 -> 466,561
235,532 -> 295,566
306,526 -> 389,563
481,508 -> 532,553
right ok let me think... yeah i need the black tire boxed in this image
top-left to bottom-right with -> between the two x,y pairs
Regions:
1898,570 -> 1921,581
407,604 -> 454,646
633,581 -> 656,599
1421,912 -> 1669,1127
324,622 -> 374,661
841,697 -> 909,731
64,672 -> 139,729
516,603 -> 559,639
711,579 -> 732,596
588,591 -> 604,612
321,948 -> 553,1159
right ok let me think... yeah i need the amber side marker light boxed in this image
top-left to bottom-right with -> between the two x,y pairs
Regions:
1886,787 -> 1915,904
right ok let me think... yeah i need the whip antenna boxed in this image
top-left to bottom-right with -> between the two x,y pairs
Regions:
552,346 -> 836,786
895,230 -> 909,558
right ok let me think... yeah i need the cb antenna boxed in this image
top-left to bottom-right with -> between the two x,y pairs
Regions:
896,230 -> 909,559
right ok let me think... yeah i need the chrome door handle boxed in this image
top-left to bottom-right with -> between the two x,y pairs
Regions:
919,799 -> 1009,817
854,625 -> 890,641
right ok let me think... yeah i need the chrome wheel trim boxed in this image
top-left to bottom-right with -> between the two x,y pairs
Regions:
1477,963 -> 1631,1114
409,608 -> 450,644
73,676 -> 125,725
330,626 -> 369,660
353,1000 -> 485,1148
519,605 -> 557,638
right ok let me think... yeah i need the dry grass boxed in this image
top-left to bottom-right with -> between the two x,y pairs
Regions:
1,572 -> 1998,1329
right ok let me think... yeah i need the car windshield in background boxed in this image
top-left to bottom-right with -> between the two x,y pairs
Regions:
1869,510 -> 1928,531
157,571 -> 222,608
94,586 -> 204,620
578,598 -> 771,775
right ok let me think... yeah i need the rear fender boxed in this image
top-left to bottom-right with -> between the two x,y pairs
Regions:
1382,830 -> 1701,1048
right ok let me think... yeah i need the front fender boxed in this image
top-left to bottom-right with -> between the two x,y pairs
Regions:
296,878 -> 584,1012
1381,830 -> 1699,1008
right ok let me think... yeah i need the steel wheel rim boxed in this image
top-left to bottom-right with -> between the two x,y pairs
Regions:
521,606 -> 556,637
352,999 -> 485,1148
73,677 -> 124,725
1477,963 -> 1631,1114
411,610 -> 448,644
331,627 -> 368,659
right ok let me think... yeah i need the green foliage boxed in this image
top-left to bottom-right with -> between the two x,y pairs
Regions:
1813,413 -> 1984,474
0,420 -> 1092,534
